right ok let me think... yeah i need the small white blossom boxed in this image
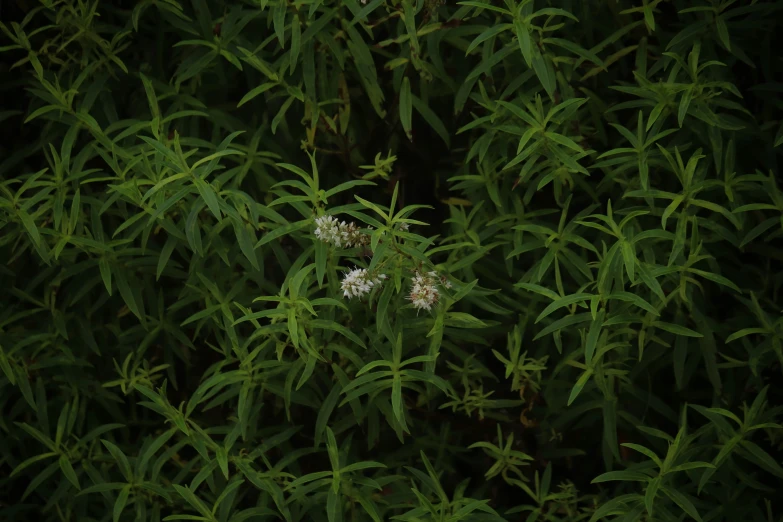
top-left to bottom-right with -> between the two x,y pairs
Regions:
314,215 -> 370,248
409,271 -> 441,312
314,215 -> 343,246
398,222 -> 410,232
341,268 -> 386,299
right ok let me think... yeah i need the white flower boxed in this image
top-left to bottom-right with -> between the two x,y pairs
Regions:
408,270 -> 452,311
409,271 -> 440,311
314,214 -> 370,248
341,268 -> 385,299
314,215 -> 343,246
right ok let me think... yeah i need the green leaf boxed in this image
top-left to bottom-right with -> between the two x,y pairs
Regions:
515,282 -> 561,301
324,180 -> 375,199
637,426 -> 674,443
532,53 -> 556,98
256,220 -> 310,247
545,37 -> 606,68
214,478 -> 244,510
114,485 -> 131,522
115,270 -> 144,322
172,484 -> 212,518
59,455 -> 81,490
340,461 -> 387,474
592,470 -> 650,483
181,305 -> 221,327
738,440 -> 783,477
669,461 -> 715,473
466,24 -> 512,55
22,461 -> 60,500
234,220 -> 260,270
355,493 -> 383,522
457,1 -> 511,14
290,17 -> 301,72
678,88 -> 693,127
400,77 -> 413,141
636,262 -> 666,302
17,374 -> 38,412
391,376 -> 405,428
726,327 -> 768,343
644,476 -> 660,516
11,452 -> 57,477
326,486 -> 342,522
652,321 -> 703,338
662,487 -> 703,522
271,96 -> 295,134
621,443 -> 662,467
444,312 -> 486,329
98,257 -> 113,295
411,94 -> 450,146
101,440 -> 133,482
140,73 -> 160,122
535,293 -> 593,323
567,369 -> 593,406
237,82 -> 277,107
603,397 -> 620,462
77,482 -> 127,496
18,209 -> 41,247
513,20 -> 533,66
137,428 -> 177,476
621,241 -> 635,282
314,380 -> 342,447
0,347 -> 16,385
607,292 -> 659,316
310,319 -> 366,349
715,16 -> 731,50
16,423 -> 56,452
688,268 -> 741,293
585,310 -> 604,364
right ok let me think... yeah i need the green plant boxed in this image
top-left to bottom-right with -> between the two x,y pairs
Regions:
2,0 -> 783,521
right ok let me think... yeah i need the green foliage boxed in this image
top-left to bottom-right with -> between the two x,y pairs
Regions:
1,0 -> 783,521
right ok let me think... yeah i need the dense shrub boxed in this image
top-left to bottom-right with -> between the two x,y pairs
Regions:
2,0 -> 783,520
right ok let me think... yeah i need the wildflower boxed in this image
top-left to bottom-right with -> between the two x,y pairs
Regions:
409,271 -> 441,311
314,215 -> 370,248
398,222 -> 410,232
314,215 -> 344,246
341,268 -> 386,299
343,221 -> 372,247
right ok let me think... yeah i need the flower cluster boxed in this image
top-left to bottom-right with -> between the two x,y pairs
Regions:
409,271 -> 451,312
341,268 -> 386,299
314,215 -> 370,248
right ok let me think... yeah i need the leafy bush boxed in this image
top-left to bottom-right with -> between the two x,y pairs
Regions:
2,0 -> 783,520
